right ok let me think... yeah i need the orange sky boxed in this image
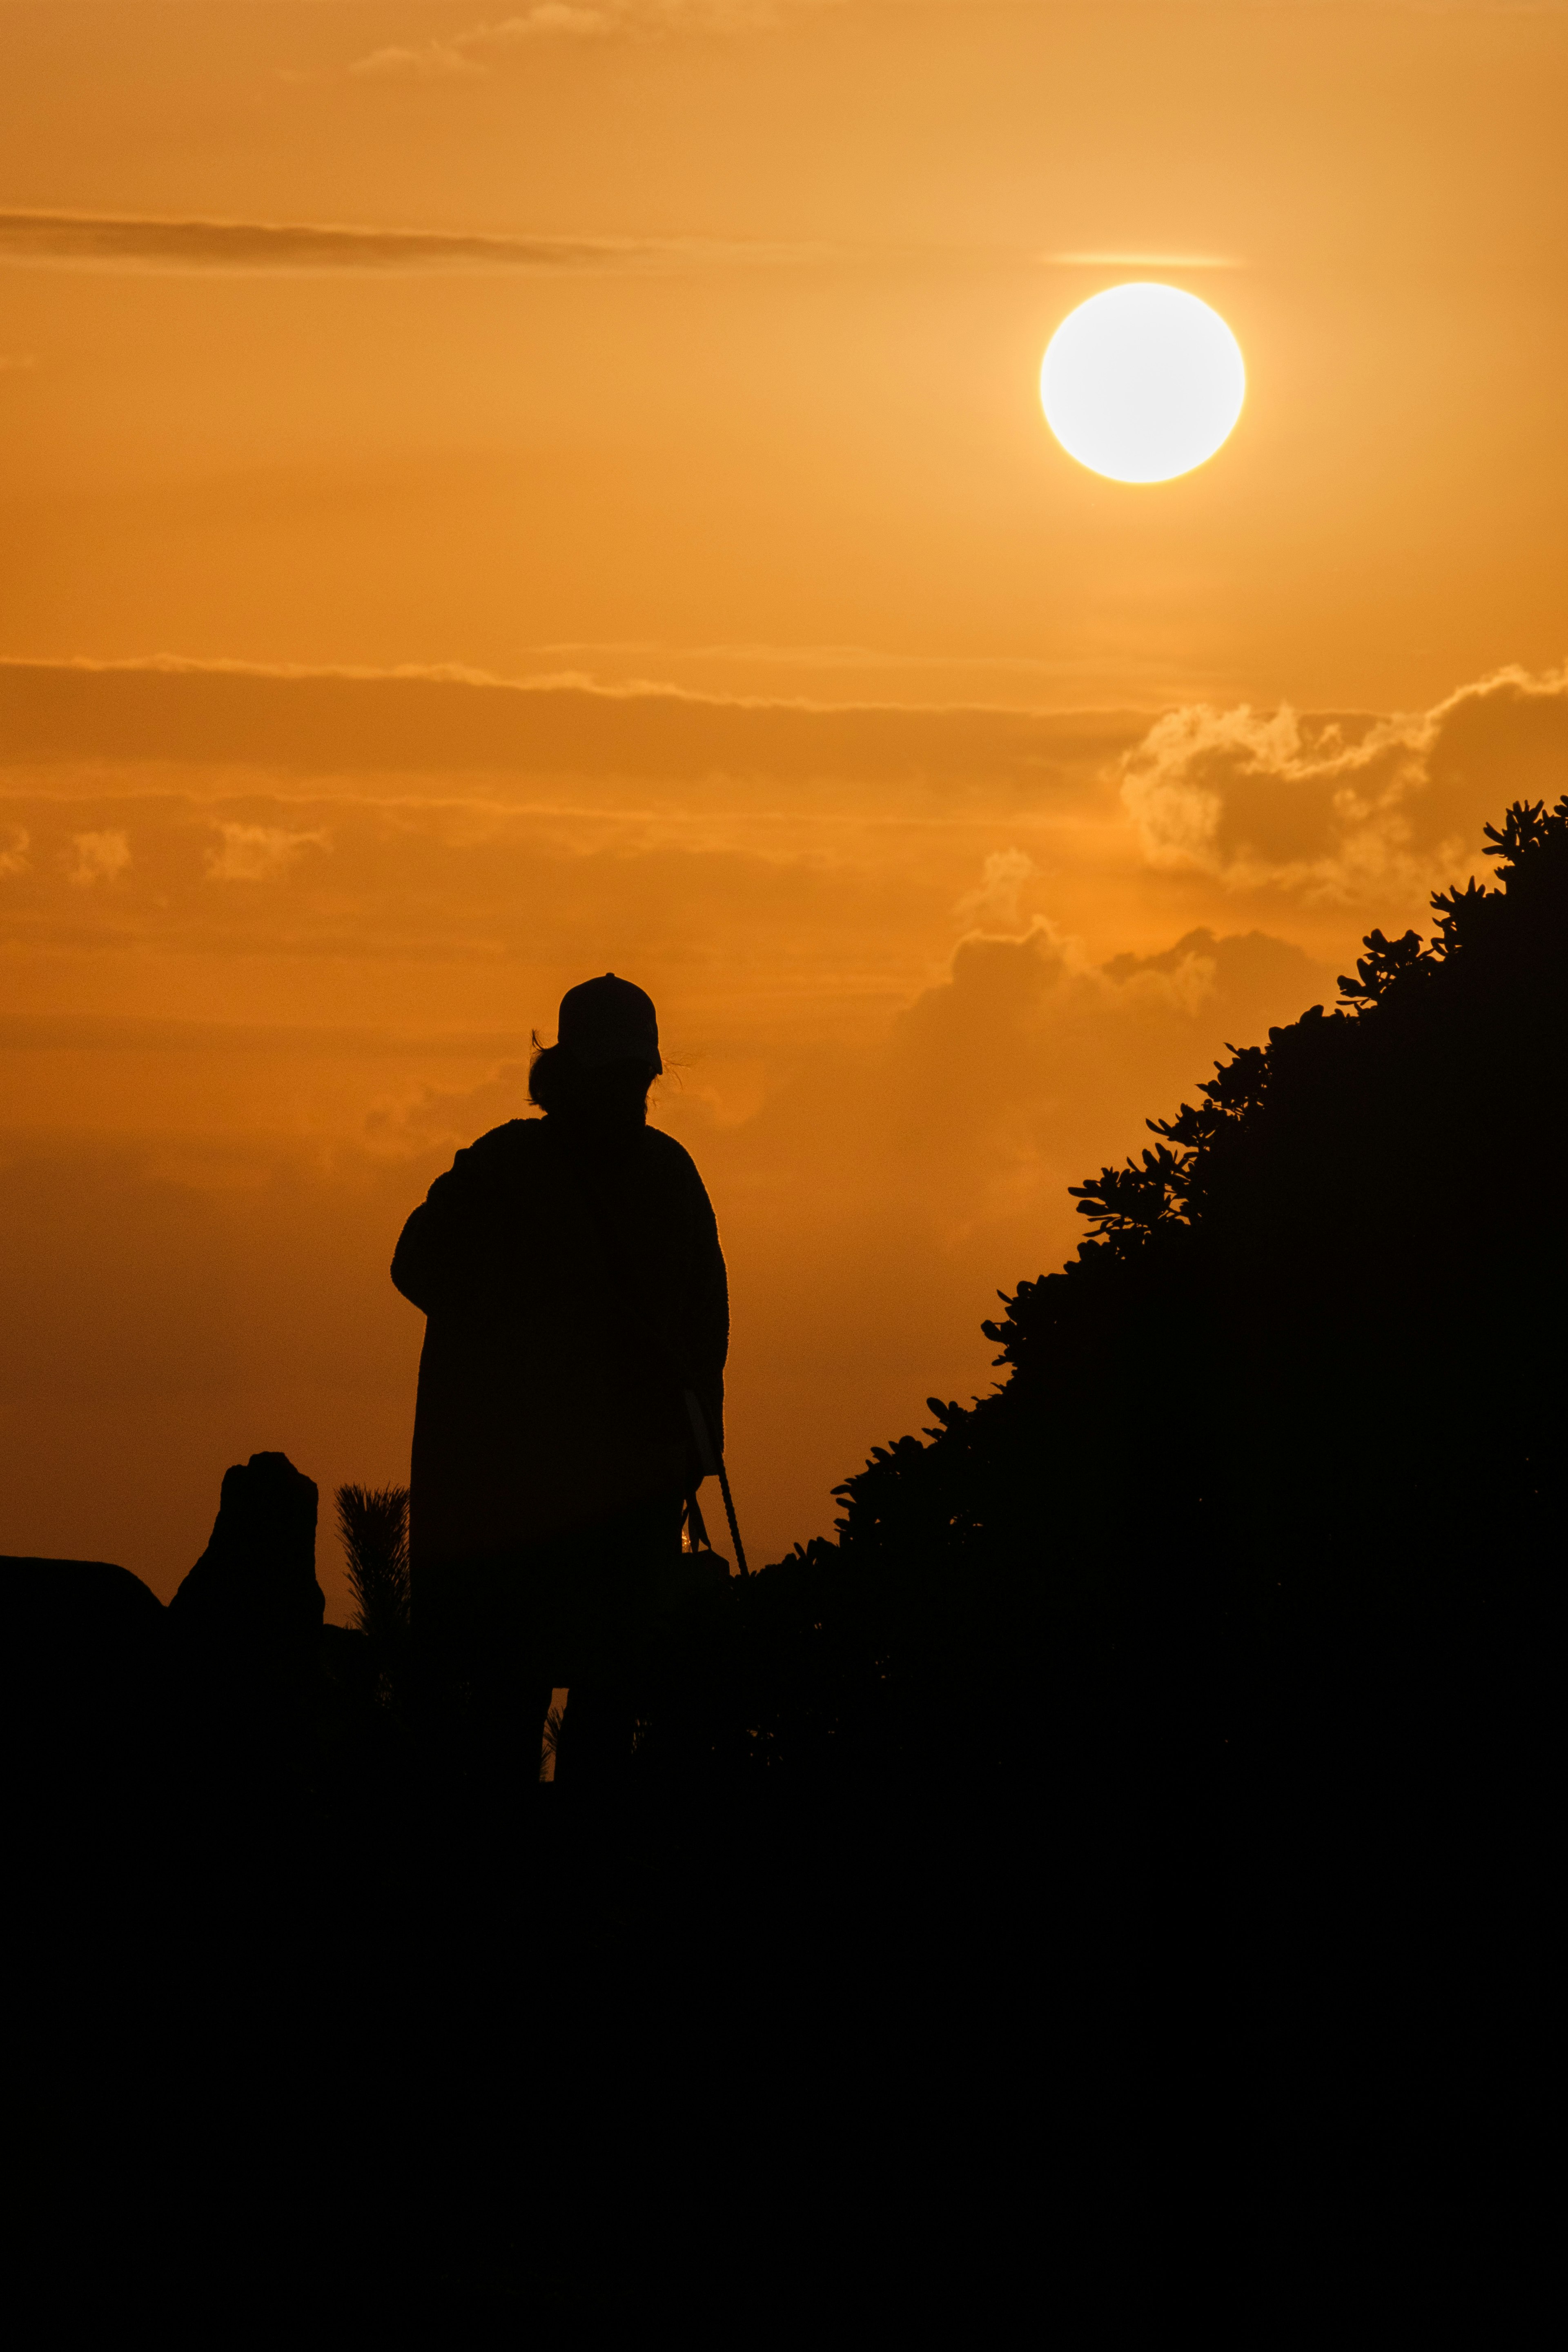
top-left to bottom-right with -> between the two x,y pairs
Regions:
2,2 -> 1566,1607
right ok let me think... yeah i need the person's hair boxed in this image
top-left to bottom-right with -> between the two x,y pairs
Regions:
528,1038 -> 656,1122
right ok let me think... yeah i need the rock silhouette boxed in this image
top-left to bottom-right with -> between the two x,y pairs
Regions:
168,1450 -> 325,1661
4,1554 -> 167,1816
4,1553 -> 164,1648
156,1450 -> 333,1812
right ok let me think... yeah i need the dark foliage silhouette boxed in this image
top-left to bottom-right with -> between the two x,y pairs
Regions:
336,1482 -> 410,1686
602,796 -> 1568,1796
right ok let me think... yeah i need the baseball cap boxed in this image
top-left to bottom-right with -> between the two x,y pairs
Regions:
556,973 -> 663,1074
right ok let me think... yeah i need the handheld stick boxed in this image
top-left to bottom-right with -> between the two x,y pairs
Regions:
684,1389 -> 750,1579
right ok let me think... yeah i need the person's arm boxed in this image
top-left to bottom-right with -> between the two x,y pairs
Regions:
390,1194 -> 441,1312
686,1176 -> 730,1461
390,1132 -> 510,1314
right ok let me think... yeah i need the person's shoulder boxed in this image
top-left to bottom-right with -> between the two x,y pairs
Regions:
443,1117 -> 546,1180
465,1116 -> 545,1159
641,1123 -> 699,1170
640,1125 -> 711,1194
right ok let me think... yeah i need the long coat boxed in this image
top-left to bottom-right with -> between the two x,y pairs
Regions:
392,1116 -> 728,1581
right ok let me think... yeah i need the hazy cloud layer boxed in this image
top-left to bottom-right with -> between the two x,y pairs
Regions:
351,0 -> 811,77
0,655 -> 1542,1590
0,735 -> 1333,1590
1120,665 -> 1568,905
350,0 -> 1562,72
68,829 -> 131,888
0,657 -> 1145,790
14,657 -> 1565,915
0,886 -> 1326,1601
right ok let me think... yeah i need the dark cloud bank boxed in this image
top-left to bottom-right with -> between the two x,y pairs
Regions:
0,657 -> 1145,797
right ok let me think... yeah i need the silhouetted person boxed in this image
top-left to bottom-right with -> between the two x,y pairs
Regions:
391,975 -> 728,1795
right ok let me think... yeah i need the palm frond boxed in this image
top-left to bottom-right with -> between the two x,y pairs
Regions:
335,1483 -> 410,1663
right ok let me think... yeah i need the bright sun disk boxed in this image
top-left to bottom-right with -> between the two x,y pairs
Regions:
1040,283 -> 1245,484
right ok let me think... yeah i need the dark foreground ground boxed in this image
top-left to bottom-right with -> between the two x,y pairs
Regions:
11,1617 -> 1548,2341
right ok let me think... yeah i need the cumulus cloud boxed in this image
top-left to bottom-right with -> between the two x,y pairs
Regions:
494,4 -> 619,30
205,824 -> 329,883
69,830 -> 130,887
349,42 -> 486,80
680,882 -> 1331,1287
1119,664 -> 1568,904
881,917 -> 1320,1166
350,3 -> 614,73
956,848 -> 1039,933
0,826 -> 28,876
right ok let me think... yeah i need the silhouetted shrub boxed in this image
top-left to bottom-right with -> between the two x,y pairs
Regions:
626,797 -> 1567,1798
823,795 -> 1566,1782
336,1483 -> 411,1692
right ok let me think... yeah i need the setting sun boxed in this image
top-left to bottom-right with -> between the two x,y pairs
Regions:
1040,283 -> 1246,484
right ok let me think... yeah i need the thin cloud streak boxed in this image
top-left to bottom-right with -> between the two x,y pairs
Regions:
517,639 -> 1142,677
0,1014 -> 538,1059
0,209 -> 830,278
1040,252 -> 1245,271
0,211 -> 1211,282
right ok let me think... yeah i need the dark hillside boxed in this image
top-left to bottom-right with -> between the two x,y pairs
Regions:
731,796 -> 1567,1801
